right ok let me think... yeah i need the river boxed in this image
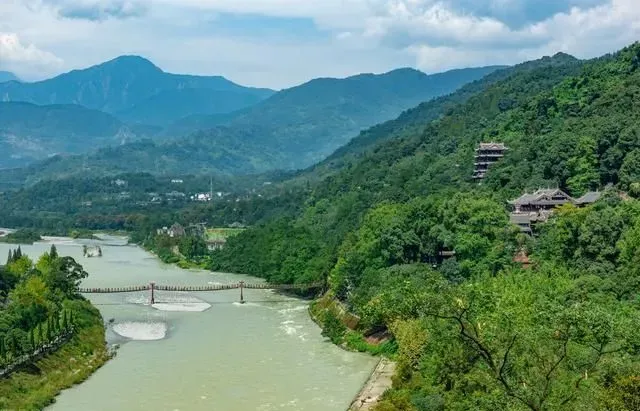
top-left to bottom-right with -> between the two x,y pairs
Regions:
0,236 -> 377,411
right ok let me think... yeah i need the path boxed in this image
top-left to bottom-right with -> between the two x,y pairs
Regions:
349,357 -> 396,410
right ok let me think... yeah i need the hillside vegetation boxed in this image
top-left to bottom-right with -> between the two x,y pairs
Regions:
204,44 -> 640,410
0,247 -> 108,410
0,102 -> 157,169
2,65 -> 503,182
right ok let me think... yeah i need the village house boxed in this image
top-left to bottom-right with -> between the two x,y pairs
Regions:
157,223 -> 186,238
508,188 -> 602,233
187,223 -> 207,239
191,193 -> 212,202
206,239 -> 226,251
169,223 -> 186,237
473,142 -> 508,180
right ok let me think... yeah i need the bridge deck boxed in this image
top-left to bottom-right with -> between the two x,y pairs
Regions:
78,282 -> 323,294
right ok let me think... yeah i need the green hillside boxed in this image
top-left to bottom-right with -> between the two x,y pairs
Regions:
4,65 -> 504,182
299,53 -> 580,183
203,44 -> 640,410
0,102 -> 158,169
170,66 -> 506,169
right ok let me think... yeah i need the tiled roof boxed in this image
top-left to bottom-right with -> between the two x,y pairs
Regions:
508,188 -> 572,205
575,191 -> 602,204
476,142 -> 507,150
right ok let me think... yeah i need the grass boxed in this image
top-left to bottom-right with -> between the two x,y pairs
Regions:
344,331 -> 397,356
310,293 -> 397,357
0,301 -> 109,411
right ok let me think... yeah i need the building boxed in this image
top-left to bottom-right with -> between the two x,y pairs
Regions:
191,193 -> 212,202
508,188 -> 573,213
473,142 -> 508,180
170,223 -> 186,237
508,188 -> 602,234
206,239 -> 226,251
187,223 -> 207,239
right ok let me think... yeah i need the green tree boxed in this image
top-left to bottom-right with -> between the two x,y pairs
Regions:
321,310 -> 346,345
619,149 -> 640,190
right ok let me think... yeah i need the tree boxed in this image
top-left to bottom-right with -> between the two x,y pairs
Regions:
43,256 -> 88,297
620,149 -> 640,190
321,310 -> 346,345
414,269 -> 639,411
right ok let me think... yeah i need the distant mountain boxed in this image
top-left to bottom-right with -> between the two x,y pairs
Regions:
0,71 -> 20,83
0,102 -> 157,169
298,52 -> 581,182
161,65 -> 507,166
0,56 -> 274,125
3,65 -> 506,182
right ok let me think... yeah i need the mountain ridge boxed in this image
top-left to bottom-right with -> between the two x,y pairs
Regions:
0,101 -> 157,169
0,55 -> 275,125
3,64 -> 505,182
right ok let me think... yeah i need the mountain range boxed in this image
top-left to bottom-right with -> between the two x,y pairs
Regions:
0,102 -> 157,169
0,58 -> 503,178
0,56 -> 274,126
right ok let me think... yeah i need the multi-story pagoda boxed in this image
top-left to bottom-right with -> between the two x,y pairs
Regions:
473,142 -> 508,180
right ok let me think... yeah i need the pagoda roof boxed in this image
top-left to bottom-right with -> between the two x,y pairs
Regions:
476,142 -> 508,151
575,191 -> 602,205
508,188 -> 573,206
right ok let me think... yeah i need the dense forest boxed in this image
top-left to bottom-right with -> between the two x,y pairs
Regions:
0,246 -> 108,409
203,44 -> 640,409
0,63 -> 500,182
3,42 -> 640,410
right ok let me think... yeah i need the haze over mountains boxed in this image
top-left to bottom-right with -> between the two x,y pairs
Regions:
0,72 -> 20,83
0,102 -> 157,169
0,56 -> 274,126
0,55 -> 505,180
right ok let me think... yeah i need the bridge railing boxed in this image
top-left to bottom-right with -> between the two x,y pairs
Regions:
79,281 -> 325,304
78,285 -> 150,293
79,282 -> 324,294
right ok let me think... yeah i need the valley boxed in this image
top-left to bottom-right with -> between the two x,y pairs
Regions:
2,12 -> 640,410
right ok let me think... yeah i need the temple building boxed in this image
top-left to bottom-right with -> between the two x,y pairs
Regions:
508,188 -> 573,213
473,142 -> 508,180
508,188 -> 602,234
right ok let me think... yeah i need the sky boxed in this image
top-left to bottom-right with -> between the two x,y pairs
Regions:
0,0 -> 639,89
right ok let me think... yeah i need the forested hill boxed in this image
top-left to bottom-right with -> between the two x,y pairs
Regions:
163,65 -> 505,169
3,65 -> 504,182
0,102 -> 157,169
299,52 -> 579,182
205,43 -> 640,409
0,56 -> 274,125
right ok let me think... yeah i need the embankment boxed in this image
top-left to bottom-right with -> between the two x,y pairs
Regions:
0,301 -> 110,411
349,358 -> 396,410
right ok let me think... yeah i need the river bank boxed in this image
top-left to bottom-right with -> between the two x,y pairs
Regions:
0,301 -> 109,410
348,358 -> 396,410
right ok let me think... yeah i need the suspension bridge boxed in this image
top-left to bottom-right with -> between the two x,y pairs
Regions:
79,281 -> 324,304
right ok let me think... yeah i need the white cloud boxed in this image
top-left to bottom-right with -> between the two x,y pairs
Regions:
0,0 -> 638,86
0,32 -> 63,77
363,0 -> 640,73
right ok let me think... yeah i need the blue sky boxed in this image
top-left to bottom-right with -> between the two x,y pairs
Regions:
0,0 -> 638,88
